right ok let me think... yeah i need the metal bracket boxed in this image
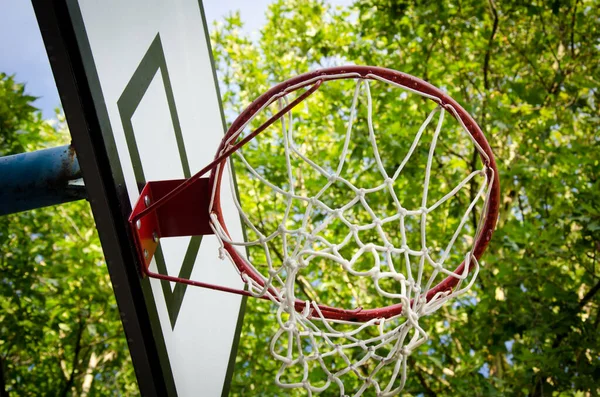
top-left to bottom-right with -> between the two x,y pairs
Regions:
129,178 -> 214,271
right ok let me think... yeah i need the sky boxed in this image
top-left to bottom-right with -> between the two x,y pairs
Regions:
0,0 -> 351,120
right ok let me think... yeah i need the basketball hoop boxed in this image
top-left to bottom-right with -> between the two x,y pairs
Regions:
130,66 -> 500,396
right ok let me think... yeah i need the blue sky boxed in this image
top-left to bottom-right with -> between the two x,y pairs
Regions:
0,0 -> 350,120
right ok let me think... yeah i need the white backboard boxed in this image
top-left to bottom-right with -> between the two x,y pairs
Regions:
34,0 -> 246,395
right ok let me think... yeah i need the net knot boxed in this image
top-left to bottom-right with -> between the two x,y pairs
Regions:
284,258 -> 298,269
282,321 -> 294,331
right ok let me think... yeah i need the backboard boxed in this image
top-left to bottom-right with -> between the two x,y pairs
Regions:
33,0 -> 246,395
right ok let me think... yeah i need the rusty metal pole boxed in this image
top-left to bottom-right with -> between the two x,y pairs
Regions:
0,144 -> 87,215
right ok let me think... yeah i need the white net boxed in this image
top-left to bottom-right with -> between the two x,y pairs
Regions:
209,73 -> 494,396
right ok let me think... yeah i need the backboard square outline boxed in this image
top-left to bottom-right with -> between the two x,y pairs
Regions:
117,33 -> 201,329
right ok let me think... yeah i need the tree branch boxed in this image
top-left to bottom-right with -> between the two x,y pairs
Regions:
483,0 -> 499,91
570,0 -> 579,58
0,355 -> 8,397
59,316 -> 86,397
470,0 -> 499,232
577,279 -> 600,312
80,352 -> 100,397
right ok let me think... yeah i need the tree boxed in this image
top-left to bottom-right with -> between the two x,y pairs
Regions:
0,73 -> 137,396
210,0 -> 600,395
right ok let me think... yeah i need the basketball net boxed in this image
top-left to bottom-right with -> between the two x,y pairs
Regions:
210,75 -> 493,396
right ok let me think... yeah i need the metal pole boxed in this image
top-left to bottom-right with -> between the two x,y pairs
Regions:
0,144 -> 87,215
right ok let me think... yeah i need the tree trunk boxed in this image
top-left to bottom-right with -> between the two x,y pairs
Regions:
80,352 -> 99,397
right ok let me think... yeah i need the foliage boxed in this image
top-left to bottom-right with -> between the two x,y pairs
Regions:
210,0 -> 600,395
0,73 -> 53,156
0,74 -> 137,396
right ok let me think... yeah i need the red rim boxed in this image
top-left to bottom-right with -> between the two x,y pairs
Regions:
209,66 -> 500,322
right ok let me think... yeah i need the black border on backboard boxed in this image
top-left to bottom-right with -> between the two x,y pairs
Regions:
31,0 -> 176,395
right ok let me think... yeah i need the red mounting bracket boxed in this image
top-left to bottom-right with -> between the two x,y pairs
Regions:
129,178 -> 214,272
128,177 -> 266,299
